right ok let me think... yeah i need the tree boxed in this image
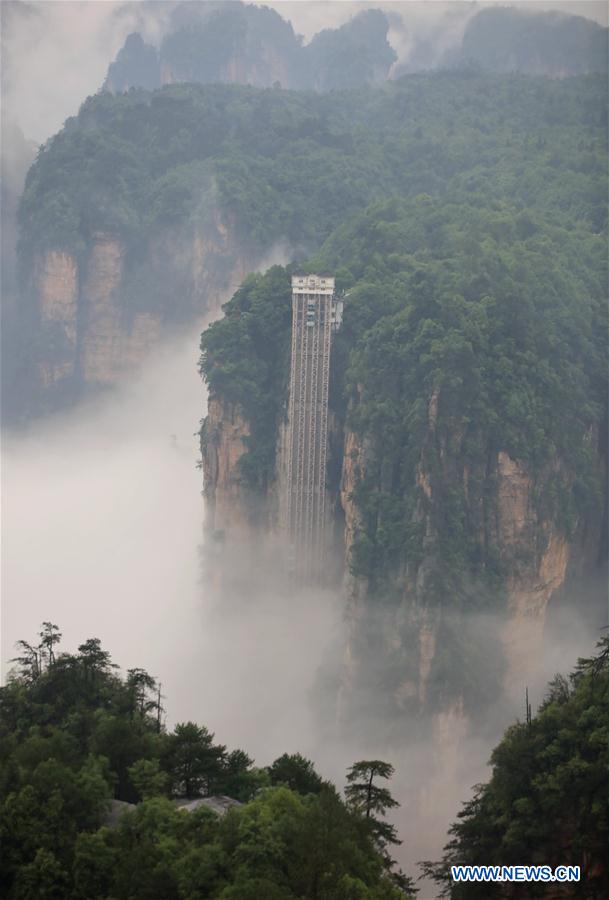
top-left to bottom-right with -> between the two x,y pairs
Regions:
345,761 -> 416,896
38,622 -> 61,668
1,625 -> 417,898
9,622 -> 62,683
164,723 -> 226,798
217,749 -> 270,802
72,831 -> 116,900
125,668 -> 160,721
128,758 -> 170,801
346,760 -> 401,849
77,638 -> 116,682
268,752 -> 324,795
10,639 -> 42,682
11,848 -> 69,900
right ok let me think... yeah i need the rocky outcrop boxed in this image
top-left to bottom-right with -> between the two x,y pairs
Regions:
337,416 -> 606,727
22,216 -> 258,415
103,6 -> 396,95
204,373 -> 605,727
201,398 -> 252,541
494,452 -> 571,696
201,395 -> 287,594
340,428 -> 365,577
33,250 -> 79,389
456,7 -> 607,77
80,234 -> 127,384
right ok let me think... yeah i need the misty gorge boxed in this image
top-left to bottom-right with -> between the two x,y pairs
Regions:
1,2 -> 608,899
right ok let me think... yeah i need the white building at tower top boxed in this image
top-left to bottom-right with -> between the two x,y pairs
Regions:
291,274 -> 343,330
292,274 -> 335,295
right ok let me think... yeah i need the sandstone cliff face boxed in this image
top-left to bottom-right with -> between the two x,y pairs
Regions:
336,416 -> 605,727
199,362 -> 606,728
494,451 -> 571,696
80,234 -> 128,384
201,395 -> 285,594
25,217 -> 257,413
201,397 -> 252,540
34,250 -> 79,389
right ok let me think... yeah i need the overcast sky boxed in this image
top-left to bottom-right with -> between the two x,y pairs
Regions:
1,1 -> 606,145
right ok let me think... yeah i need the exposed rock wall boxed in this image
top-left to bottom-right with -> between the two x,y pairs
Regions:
201,384 -> 606,728
336,422 -> 606,727
201,396 -> 286,594
23,217 -> 257,414
34,250 -> 79,389
201,397 -> 252,540
494,452 -> 572,696
80,234 -> 127,384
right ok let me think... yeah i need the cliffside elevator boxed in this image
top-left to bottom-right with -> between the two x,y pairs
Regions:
283,274 -> 343,582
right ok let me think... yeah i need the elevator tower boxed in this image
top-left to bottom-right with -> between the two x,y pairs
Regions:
284,274 -> 342,581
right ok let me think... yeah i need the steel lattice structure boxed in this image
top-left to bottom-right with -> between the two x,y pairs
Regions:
284,275 -> 342,582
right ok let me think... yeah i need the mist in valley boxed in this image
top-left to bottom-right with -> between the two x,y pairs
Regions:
2,319 -> 602,892
1,3 -> 607,897
2,1 -> 607,148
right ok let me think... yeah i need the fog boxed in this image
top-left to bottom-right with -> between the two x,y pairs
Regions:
2,319 -> 602,894
2,1 -> 606,145
0,325 -> 341,762
1,1 -> 607,894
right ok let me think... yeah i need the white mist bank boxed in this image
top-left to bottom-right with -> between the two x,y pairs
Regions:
0,325 -> 341,765
1,330 -> 204,694
3,1 -> 606,149
1,324 -> 602,897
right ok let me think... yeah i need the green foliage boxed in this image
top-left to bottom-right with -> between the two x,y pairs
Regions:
194,74 -> 606,706
424,635 -> 609,898
215,749 -> 271,802
0,626 -> 414,898
19,73 -> 607,263
199,265 -> 293,491
164,722 -> 227,799
185,73 -> 606,577
345,762 -> 417,896
202,191 -> 606,607
267,752 -> 325,795
127,758 -> 170,800
312,195 -> 607,594
458,7 -> 608,76
346,761 -> 401,849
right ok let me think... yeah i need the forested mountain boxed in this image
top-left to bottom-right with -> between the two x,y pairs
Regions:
195,74 -> 606,730
0,626 -> 413,899
453,7 -> 608,77
9,69 -> 607,735
4,8 -> 608,895
200,197 -> 607,729
2,628 -> 606,897
10,73 -> 606,418
103,1 -> 608,95
103,3 -> 396,94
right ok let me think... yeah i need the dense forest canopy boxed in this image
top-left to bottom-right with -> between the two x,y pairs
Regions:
19,72 -> 607,262
194,70 -> 607,715
200,159 -> 607,566
2,627 -> 606,897
0,625 -> 413,899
